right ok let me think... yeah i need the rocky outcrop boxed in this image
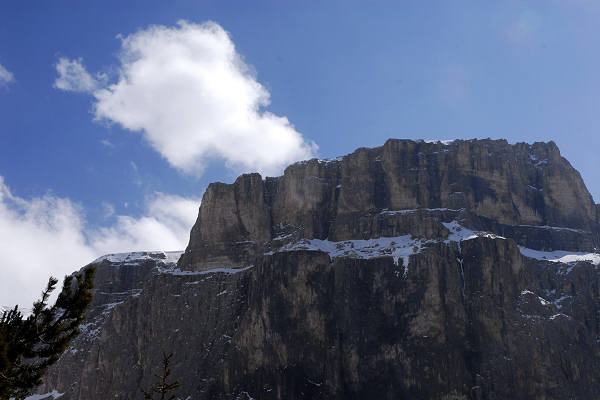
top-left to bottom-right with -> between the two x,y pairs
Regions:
36,252 -> 182,399
179,139 -> 599,271
36,139 -> 600,400
39,238 -> 600,399
185,173 -> 271,269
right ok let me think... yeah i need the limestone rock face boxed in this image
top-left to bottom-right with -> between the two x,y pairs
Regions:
37,139 -> 600,400
179,139 -> 599,271
36,252 -> 182,399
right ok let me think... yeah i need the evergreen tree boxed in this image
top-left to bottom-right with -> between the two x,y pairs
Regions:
141,352 -> 181,400
0,267 -> 95,400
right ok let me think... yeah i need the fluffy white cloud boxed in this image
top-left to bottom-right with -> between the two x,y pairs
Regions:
0,177 -> 200,310
0,63 -> 14,85
0,178 -> 93,311
54,57 -> 102,92
55,21 -> 317,177
88,193 -> 199,254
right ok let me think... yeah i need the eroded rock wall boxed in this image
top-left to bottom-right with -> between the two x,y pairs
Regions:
37,139 -> 600,400
37,252 -> 181,399
179,139 -> 599,271
41,239 -> 600,400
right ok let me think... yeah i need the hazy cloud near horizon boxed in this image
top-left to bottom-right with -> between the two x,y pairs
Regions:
54,20 -> 317,177
0,176 -> 200,309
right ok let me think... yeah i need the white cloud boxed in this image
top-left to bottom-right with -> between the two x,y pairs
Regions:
0,177 -> 200,310
0,178 -> 94,311
88,193 -> 199,254
0,63 -> 14,85
53,57 -> 103,93
100,139 -> 114,148
101,201 -> 115,218
129,161 -> 142,186
55,21 -> 317,177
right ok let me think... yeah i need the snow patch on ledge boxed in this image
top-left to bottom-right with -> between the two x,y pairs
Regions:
520,290 -> 551,306
158,265 -> 254,276
268,220 -> 511,272
421,139 -> 455,145
293,156 -> 343,167
442,221 -> 599,266
381,207 -> 462,216
442,221 -> 506,243
516,224 -> 586,233
316,156 -> 344,164
518,247 -> 600,266
268,235 -> 426,269
22,390 -> 64,399
92,251 -> 183,265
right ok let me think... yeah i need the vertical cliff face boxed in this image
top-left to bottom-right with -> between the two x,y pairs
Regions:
36,252 -> 182,399
179,139 -> 598,271
37,139 -> 600,400
186,173 -> 271,269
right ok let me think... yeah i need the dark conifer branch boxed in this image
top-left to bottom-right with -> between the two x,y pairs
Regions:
0,267 -> 95,399
140,352 -> 181,400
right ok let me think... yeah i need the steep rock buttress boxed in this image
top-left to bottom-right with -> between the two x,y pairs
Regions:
179,139 -> 599,271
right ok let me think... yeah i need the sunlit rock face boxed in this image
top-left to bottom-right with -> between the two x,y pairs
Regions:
179,139 -> 598,271
38,139 -> 600,400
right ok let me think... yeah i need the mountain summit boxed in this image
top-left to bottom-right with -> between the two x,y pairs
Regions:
180,138 -> 599,272
37,139 -> 600,399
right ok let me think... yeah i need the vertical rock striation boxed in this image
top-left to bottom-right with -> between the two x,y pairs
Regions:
179,139 -> 599,271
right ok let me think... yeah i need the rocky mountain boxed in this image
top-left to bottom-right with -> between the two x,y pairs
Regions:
35,139 -> 600,399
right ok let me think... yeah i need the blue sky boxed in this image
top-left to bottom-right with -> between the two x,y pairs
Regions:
1,1 -> 599,307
